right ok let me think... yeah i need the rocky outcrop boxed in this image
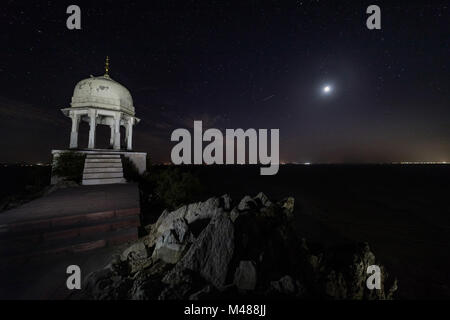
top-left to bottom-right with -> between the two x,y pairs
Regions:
77,193 -> 398,300
162,212 -> 234,289
152,218 -> 192,264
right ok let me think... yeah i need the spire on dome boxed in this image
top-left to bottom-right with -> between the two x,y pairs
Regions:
105,56 -> 110,76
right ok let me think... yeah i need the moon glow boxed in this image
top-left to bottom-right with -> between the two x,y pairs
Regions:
323,85 -> 332,94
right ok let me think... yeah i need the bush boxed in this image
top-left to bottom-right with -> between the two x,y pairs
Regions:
122,156 -> 141,182
52,152 -> 86,183
141,166 -> 203,211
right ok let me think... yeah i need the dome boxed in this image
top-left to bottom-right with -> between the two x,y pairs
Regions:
71,74 -> 135,116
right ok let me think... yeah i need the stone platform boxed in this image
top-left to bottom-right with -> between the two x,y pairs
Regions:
0,183 -> 141,263
51,149 -> 147,185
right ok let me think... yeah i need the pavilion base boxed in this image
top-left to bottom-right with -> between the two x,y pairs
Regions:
51,149 -> 147,185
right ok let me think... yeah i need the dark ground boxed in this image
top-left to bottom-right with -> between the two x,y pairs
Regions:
1,164 -> 449,299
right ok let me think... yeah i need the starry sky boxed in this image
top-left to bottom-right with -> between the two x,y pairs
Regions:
0,0 -> 449,164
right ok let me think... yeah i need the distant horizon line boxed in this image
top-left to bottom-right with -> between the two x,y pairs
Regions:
1,161 -> 448,167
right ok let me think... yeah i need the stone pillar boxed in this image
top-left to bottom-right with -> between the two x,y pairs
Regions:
88,110 -> 97,149
126,118 -> 133,150
113,113 -> 121,150
69,114 -> 79,149
109,124 -> 115,148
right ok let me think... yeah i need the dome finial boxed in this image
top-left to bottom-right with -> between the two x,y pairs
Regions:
105,56 -> 110,76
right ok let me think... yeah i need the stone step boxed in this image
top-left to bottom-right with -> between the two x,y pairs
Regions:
83,172 -> 124,179
85,158 -> 122,163
86,154 -> 121,158
82,178 -> 126,185
84,162 -> 123,168
83,167 -> 123,173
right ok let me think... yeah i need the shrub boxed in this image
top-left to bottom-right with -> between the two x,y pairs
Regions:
122,156 -> 141,182
52,152 -> 86,183
142,166 -> 203,211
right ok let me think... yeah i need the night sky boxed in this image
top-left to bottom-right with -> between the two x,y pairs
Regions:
0,0 -> 449,164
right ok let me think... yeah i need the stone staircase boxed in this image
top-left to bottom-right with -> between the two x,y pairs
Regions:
82,154 -> 126,185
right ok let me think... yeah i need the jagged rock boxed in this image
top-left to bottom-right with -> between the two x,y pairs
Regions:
163,213 -> 234,288
120,242 -> 150,274
324,270 -> 348,299
121,242 -> 148,261
229,207 -> 240,223
310,243 -> 398,300
78,192 -> 397,301
152,218 -> 192,264
220,194 -> 232,211
254,192 -> 272,208
184,197 -> 225,224
233,261 -> 257,291
153,196 -> 229,242
159,269 -> 206,300
345,243 -> 397,300
83,268 -> 132,300
129,273 -> 160,300
237,195 -> 256,211
106,254 -> 130,276
128,261 -> 171,300
154,208 -> 186,240
278,197 -> 295,220
270,275 -> 300,295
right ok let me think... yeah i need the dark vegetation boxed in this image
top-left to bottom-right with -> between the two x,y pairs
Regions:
139,166 -> 203,224
121,155 -> 140,182
52,151 -> 86,183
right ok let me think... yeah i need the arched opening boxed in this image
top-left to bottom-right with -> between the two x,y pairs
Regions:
76,121 -> 90,150
95,125 -> 113,149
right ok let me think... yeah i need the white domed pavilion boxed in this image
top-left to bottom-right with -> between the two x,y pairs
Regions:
61,56 -> 140,150
52,57 -> 147,185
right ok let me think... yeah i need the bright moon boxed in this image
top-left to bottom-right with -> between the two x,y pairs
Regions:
323,85 -> 331,93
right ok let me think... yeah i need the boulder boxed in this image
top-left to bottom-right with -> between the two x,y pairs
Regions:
154,208 -> 186,239
153,196 -> 230,241
120,242 -> 150,274
233,261 -> 257,291
121,242 -> 148,262
152,218 -> 192,264
159,269 -> 206,300
83,268 -> 132,300
279,197 -> 295,220
163,213 -> 235,289
254,192 -> 272,208
220,194 -> 232,211
184,197 -> 224,224
270,275 -> 297,294
237,195 -> 256,211
229,207 -> 240,223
